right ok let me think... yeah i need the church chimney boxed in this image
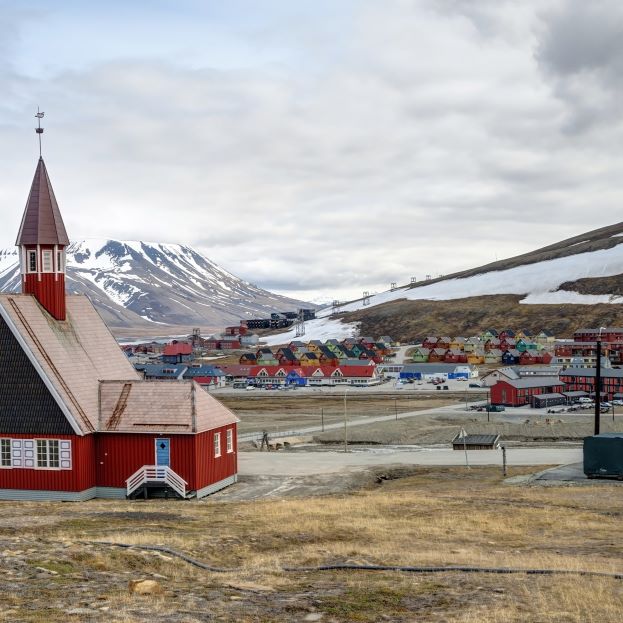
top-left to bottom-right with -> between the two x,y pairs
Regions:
16,156 -> 70,320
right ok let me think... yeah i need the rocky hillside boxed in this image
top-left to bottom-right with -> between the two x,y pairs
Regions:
0,240 -> 310,329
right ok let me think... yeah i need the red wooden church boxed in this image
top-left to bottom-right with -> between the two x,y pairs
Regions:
0,155 -> 239,501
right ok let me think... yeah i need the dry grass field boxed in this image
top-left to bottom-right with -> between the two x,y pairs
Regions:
0,467 -> 622,621
220,393 -> 462,435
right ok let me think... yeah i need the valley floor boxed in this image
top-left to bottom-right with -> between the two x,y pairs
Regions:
1,467 -> 622,622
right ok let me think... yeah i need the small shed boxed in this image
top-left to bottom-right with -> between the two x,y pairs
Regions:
531,392 -> 565,408
452,433 -> 500,450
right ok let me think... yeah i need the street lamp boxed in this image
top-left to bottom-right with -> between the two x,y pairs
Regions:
343,386 -> 349,452
595,327 -> 605,435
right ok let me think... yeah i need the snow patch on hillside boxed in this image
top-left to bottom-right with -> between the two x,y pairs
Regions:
521,291 -> 622,304
262,317 -> 360,346
325,244 -> 623,314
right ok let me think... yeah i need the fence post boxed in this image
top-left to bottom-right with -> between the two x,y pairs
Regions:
502,445 -> 507,477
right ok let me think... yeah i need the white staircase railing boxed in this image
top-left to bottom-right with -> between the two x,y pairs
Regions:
126,465 -> 188,499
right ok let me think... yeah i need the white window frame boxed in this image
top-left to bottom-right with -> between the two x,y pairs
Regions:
226,429 -> 233,453
57,249 -> 65,273
27,250 -> 37,273
0,439 -> 11,468
36,439 -> 61,469
42,250 -> 53,273
213,432 -> 221,458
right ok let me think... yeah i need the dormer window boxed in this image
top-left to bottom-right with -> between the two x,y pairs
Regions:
27,250 -> 37,273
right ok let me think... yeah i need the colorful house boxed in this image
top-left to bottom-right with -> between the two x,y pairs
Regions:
411,347 -> 431,363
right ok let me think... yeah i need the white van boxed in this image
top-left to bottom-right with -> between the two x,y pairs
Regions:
578,397 -> 592,403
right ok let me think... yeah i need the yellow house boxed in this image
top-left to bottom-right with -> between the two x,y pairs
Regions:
299,352 -> 321,366
306,341 -> 323,354
467,350 -> 485,365
449,337 -> 466,351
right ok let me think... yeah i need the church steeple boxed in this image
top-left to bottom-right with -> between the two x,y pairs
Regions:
17,115 -> 69,321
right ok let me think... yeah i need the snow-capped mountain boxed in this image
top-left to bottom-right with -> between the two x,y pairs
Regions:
0,240 -> 311,329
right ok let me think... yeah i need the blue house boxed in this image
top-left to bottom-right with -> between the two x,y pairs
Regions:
501,350 -> 521,365
287,370 -> 306,386
141,364 -> 187,380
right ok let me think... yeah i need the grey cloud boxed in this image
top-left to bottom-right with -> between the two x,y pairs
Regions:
2,2 -> 623,301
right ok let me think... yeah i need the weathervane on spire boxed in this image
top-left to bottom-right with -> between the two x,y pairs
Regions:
35,107 -> 45,158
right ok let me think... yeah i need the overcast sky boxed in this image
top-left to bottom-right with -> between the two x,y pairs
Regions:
1,0 -> 622,302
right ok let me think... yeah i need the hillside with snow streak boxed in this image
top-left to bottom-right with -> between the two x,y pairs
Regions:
318,222 -> 623,318
262,221 -> 623,343
0,240 -> 309,328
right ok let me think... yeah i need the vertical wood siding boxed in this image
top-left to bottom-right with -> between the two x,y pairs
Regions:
194,424 -> 238,490
96,434 -> 197,489
23,272 -> 66,321
0,434 -> 94,492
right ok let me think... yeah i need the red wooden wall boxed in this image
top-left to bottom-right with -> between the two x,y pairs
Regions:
96,434 -> 197,489
22,244 -> 66,321
194,424 -> 237,490
0,434 -> 94,492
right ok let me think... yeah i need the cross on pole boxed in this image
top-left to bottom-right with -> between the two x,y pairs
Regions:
35,108 -> 45,157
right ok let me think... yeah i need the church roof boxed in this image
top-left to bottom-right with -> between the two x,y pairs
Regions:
0,294 -> 139,435
0,293 -> 238,436
16,158 -> 70,246
99,380 -> 238,433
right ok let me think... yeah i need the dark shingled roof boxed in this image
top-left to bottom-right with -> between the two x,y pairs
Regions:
16,158 -> 70,246
452,434 -> 500,446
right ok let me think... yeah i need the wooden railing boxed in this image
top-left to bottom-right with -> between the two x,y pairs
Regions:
126,465 -> 188,498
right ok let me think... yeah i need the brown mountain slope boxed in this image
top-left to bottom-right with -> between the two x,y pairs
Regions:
342,294 -> 623,342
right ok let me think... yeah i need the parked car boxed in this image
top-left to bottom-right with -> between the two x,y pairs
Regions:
612,399 -> 623,406
468,383 -> 481,388
246,385 -> 256,391
578,397 -> 593,403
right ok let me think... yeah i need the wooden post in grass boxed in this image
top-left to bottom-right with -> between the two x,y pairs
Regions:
321,408 -> 324,432
502,445 -> 507,477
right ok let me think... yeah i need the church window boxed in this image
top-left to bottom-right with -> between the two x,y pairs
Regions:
42,250 -> 53,273
0,440 -> 11,467
36,439 -> 60,468
28,250 -> 37,273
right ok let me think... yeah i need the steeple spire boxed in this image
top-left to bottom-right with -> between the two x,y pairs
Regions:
16,113 -> 69,321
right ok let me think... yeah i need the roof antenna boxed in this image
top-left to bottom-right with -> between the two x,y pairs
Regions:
35,107 -> 45,158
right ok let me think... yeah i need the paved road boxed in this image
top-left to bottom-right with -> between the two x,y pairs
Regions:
238,447 -> 583,476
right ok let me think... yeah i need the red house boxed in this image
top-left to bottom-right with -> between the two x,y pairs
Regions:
0,154 -> 239,501
162,341 -> 193,363
519,351 -> 542,365
490,379 -> 564,407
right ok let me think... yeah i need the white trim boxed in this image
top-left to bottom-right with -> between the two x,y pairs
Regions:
226,428 -> 233,453
213,432 -> 221,458
27,249 -> 37,273
0,438 -> 11,468
41,250 -> 53,273
0,301 -> 83,436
